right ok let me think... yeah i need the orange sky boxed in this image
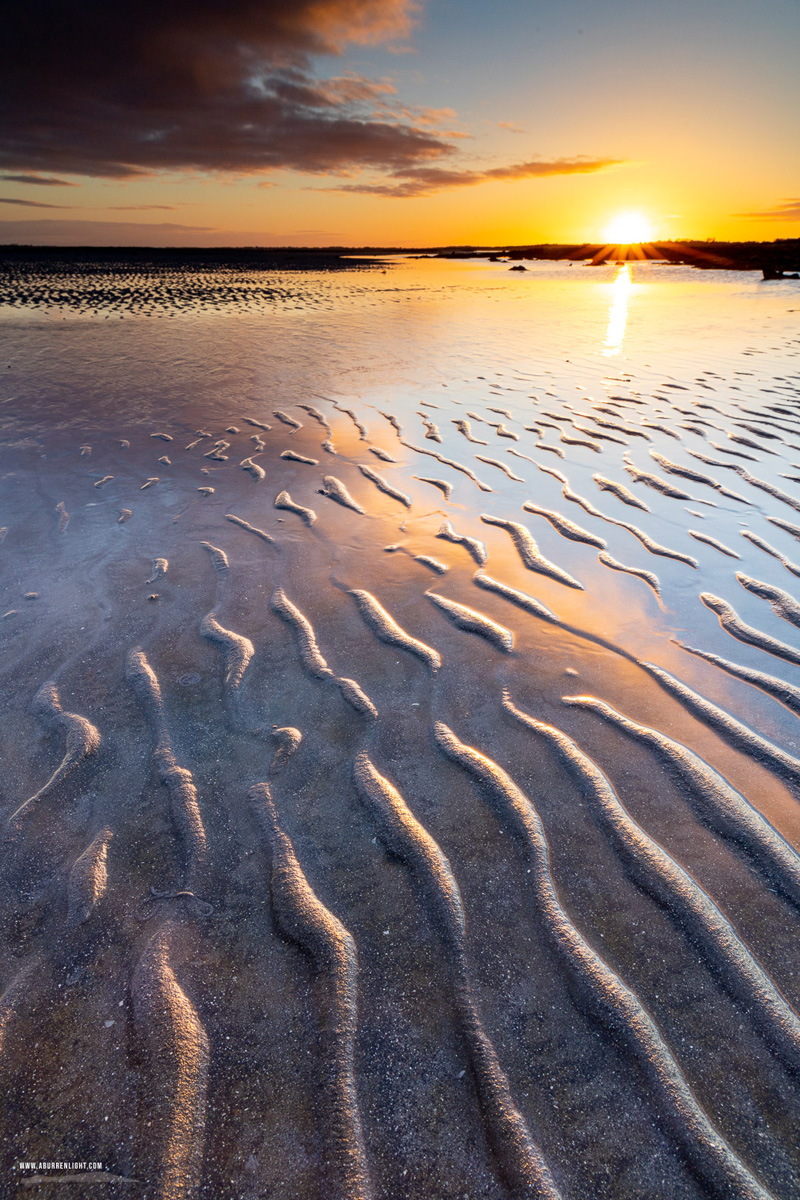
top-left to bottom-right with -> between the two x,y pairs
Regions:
1,0 -> 798,245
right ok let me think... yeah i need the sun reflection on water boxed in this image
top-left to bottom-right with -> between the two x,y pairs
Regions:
603,263 -> 632,356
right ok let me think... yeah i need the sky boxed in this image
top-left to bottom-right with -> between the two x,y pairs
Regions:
1,0 -> 798,246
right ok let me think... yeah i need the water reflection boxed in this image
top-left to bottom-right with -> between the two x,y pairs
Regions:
603,263 -> 632,355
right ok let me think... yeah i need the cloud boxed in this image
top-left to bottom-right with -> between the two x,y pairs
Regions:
107,205 -> 179,211
0,0 -> 450,179
0,219 -> 221,246
497,122 -> 526,133
734,199 -> 800,221
0,173 -> 76,186
0,218 -> 336,246
0,2 -> 621,200
0,196 -> 69,208
333,156 -> 623,197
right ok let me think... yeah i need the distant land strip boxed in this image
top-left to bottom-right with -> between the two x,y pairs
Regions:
0,240 -> 798,274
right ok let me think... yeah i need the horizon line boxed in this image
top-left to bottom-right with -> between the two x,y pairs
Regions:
2,238 -> 798,252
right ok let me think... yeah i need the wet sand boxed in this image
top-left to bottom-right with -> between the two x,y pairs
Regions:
1,256 -> 800,1198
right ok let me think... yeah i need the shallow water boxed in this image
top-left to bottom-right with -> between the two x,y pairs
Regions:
1,256 -> 800,1199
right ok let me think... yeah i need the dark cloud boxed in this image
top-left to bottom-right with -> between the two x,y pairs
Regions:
0,2 -> 622,197
0,196 -> 69,208
108,205 -> 179,211
0,219 -> 221,246
0,218 -> 339,246
0,0 -> 450,179
334,157 -> 623,197
734,199 -> 800,221
0,173 -> 76,186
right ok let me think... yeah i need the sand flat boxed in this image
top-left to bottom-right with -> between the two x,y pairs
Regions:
0,253 -> 799,1199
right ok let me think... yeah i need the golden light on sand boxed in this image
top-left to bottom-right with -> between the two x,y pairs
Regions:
603,262 -> 632,355
603,211 -> 653,244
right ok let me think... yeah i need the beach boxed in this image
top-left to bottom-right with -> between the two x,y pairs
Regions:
1,253 -> 799,1199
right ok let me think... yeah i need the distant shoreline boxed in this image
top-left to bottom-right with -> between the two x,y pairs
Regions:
1,239 -> 798,274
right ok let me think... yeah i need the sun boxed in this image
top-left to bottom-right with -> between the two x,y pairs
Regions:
603,211 -> 653,244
